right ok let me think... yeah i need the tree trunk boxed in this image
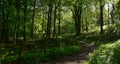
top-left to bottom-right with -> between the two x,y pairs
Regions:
85,17 -> 88,32
85,6 -> 88,32
53,3 -> 57,37
111,4 -> 115,24
73,4 -> 82,36
23,0 -> 27,42
1,0 -> 9,44
46,3 -> 53,38
58,14 -> 61,36
78,5 -> 82,35
99,0 -> 104,34
19,1 -> 28,63
14,0 -> 20,44
58,0 -> 61,36
42,10 -> 45,37
108,4 -> 110,26
0,0 -> 2,43
31,0 -> 36,41
1,0 -> 5,44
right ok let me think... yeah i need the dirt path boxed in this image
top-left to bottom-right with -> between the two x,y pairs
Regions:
41,42 -> 96,64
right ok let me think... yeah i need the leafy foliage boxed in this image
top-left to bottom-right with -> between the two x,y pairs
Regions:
88,40 -> 120,64
0,45 -> 82,64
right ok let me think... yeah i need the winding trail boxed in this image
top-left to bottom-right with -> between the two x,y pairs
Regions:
41,41 -> 96,64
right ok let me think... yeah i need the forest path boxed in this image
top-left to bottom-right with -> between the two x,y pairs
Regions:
41,41 -> 96,64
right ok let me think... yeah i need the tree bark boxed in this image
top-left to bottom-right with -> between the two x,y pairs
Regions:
108,4 -> 110,26
14,0 -> 20,44
1,0 -> 5,44
31,0 -> 36,41
1,0 -> 9,44
58,14 -> 61,36
85,5 -> 88,32
73,4 -> 82,36
23,0 -> 27,42
111,4 -> 115,24
0,0 -> 1,43
42,10 -> 45,37
19,1 -> 28,63
99,0 -> 104,34
53,3 -> 57,37
46,3 -> 53,38
58,0 -> 61,36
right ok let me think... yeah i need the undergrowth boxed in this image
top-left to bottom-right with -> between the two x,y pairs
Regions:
88,40 -> 120,64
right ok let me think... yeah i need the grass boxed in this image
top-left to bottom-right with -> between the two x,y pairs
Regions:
87,40 -> 120,64
0,44 -> 82,64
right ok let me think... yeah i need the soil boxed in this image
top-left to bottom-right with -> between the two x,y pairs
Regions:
40,41 -> 96,64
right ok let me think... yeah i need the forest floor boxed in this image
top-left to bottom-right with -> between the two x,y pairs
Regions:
41,41 -> 97,64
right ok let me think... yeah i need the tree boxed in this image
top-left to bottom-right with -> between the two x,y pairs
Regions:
58,0 -> 61,36
0,0 -> 2,43
23,0 -> 28,42
108,4 -> 110,26
31,0 -> 36,41
46,1 -> 53,38
110,3 -> 115,23
72,0 -> 83,35
1,0 -> 9,44
19,0 -> 28,63
99,0 -> 105,34
14,0 -> 21,44
53,0 -> 57,37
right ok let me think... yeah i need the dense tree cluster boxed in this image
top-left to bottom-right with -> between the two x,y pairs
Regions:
0,0 -> 120,43
1,0 -> 120,64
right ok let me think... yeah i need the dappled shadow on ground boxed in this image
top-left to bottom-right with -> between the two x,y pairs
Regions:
40,42 -> 96,64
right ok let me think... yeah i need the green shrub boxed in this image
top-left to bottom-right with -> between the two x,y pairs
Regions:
0,45 -> 82,64
88,40 -> 120,64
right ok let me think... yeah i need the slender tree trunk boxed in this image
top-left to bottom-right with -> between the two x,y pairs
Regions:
42,10 -> 45,37
23,0 -> 27,42
73,5 -> 79,35
1,0 -> 9,44
46,3 -> 53,38
14,0 -> 20,44
5,1 -> 10,43
31,0 -> 36,41
78,5 -> 82,35
85,17 -> 88,32
1,0 -> 5,44
58,14 -> 61,36
58,0 -> 61,36
108,4 -> 110,26
73,4 -> 82,36
85,6 -> 88,32
111,4 -> 115,24
0,0 -> 2,43
19,1 -> 28,63
53,3 -> 57,37
99,0 -> 104,34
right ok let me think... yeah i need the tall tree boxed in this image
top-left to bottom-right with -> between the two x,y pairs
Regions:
46,1 -> 53,38
110,3 -> 115,23
72,0 -> 82,35
19,0 -> 28,63
41,9 -> 46,37
14,0 -> 21,44
99,0 -> 104,34
53,1 -> 57,37
108,4 -> 110,26
1,0 -> 9,44
0,0 -> 2,43
31,0 -> 36,40
23,0 -> 28,42
58,0 -> 61,36
1,0 -> 5,44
